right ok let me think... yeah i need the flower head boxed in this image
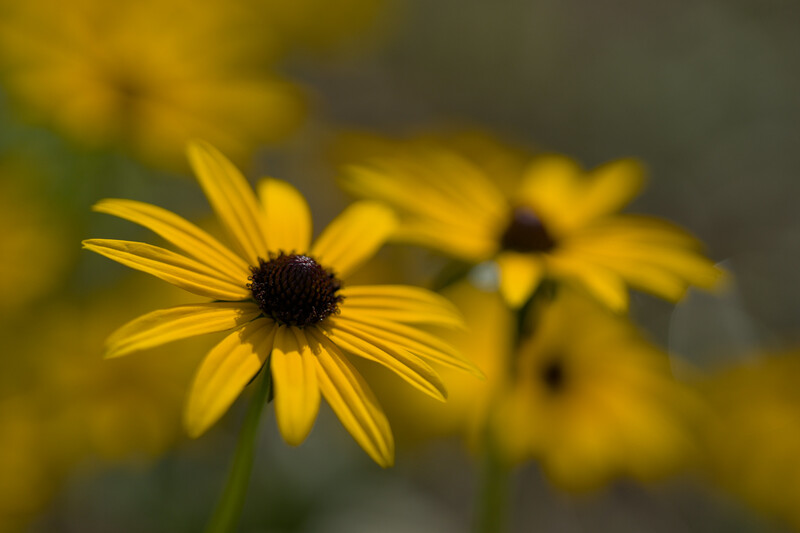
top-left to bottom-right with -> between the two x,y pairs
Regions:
492,289 -> 701,490
0,0 -> 305,168
82,141 -> 478,467
340,136 -> 723,310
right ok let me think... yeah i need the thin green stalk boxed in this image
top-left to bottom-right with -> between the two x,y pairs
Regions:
204,367 -> 272,533
474,288 -> 546,533
474,431 -> 511,533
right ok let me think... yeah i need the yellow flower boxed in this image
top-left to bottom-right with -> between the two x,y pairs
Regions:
341,137 -> 723,310
701,352 -> 800,529
493,289 -> 700,490
0,0 -> 305,169
82,141 -> 478,467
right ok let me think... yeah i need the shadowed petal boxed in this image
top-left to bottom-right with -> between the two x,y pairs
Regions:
184,318 -> 276,437
270,326 -> 321,446
323,320 -> 447,401
307,327 -> 394,467
93,198 -> 250,282
82,239 -> 249,300
187,140 -> 269,265
105,302 -> 261,358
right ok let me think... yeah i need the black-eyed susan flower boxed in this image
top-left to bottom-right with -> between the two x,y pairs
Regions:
340,136 -> 723,310
82,141 -> 478,467
701,351 -> 800,529
0,0 -> 305,169
492,288 -> 701,490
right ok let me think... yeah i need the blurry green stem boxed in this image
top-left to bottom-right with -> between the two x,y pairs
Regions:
204,366 -> 272,533
475,431 -> 511,533
474,293 -> 540,533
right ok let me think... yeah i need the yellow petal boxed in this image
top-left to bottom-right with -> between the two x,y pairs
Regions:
334,315 -> 482,378
257,178 -> 312,254
340,285 -> 464,329
92,198 -> 251,282
322,321 -> 447,402
270,327 -> 321,446
547,254 -> 629,312
306,328 -> 394,467
310,201 -> 397,279
575,159 -> 644,223
106,302 -> 262,358
187,140 -> 269,265
82,239 -> 250,300
496,252 -> 545,308
184,318 -> 276,437
517,155 -> 582,229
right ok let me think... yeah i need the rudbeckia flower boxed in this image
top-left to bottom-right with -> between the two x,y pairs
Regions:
493,289 -> 700,490
701,352 -> 800,529
341,138 -> 723,310
82,141 -> 477,467
0,0 -> 305,169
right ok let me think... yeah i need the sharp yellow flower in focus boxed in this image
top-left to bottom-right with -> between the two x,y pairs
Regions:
82,141 -> 478,467
493,289 -> 700,491
701,352 -> 800,530
341,136 -> 723,310
0,0 -> 305,169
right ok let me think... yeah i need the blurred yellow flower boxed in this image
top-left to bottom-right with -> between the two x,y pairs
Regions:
492,289 -> 701,490
83,141 -> 478,467
341,135 -> 722,310
0,0 -> 305,169
701,352 -> 800,529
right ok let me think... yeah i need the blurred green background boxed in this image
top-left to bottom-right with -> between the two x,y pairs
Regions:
1,0 -> 799,532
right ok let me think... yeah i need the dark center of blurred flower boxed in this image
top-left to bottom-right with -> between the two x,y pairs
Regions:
540,357 -> 566,393
248,253 -> 343,328
500,206 -> 556,253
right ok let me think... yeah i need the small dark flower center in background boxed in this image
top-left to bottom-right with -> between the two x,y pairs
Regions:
539,356 -> 566,393
500,206 -> 556,253
248,253 -> 343,328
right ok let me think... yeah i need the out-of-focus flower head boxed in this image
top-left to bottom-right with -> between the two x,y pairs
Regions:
373,283 -> 700,491
700,351 -> 800,529
0,0 -> 306,169
340,132 -> 723,311
0,162 -> 71,314
493,288 -> 701,491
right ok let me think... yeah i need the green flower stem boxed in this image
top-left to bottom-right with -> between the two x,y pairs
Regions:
475,431 -> 511,533
204,366 -> 272,533
474,289 -> 545,533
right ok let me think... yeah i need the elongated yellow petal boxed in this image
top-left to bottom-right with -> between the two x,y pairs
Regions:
271,327 -> 321,446
517,156 -> 582,232
82,239 -> 249,300
333,316 -> 482,378
496,252 -> 545,308
187,140 -> 269,265
307,328 -> 394,467
548,254 -> 629,312
340,285 -> 464,329
92,198 -> 251,282
257,178 -> 312,254
322,322 -> 447,401
184,318 -> 276,437
106,302 -> 261,358
310,201 -> 397,279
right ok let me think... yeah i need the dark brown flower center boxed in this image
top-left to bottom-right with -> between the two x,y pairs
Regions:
539,356 -> 566,393
248,252 -> 343,328
500,206 -> 556,253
